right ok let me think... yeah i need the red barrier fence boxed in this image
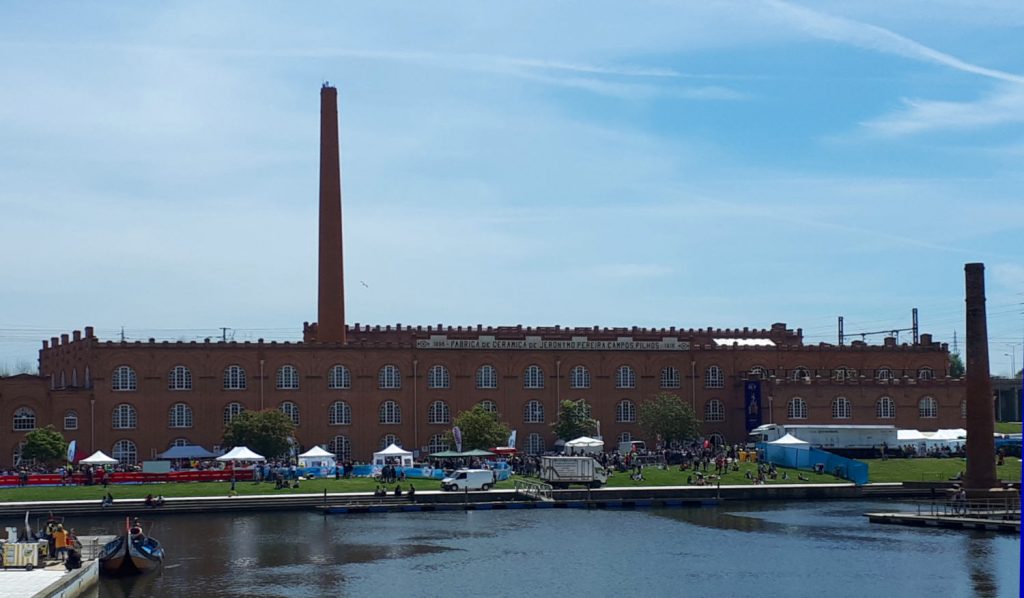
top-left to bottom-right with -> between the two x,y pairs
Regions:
0,468 -> 254,487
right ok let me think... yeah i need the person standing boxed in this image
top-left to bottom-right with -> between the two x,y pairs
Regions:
53,525 -> 70,561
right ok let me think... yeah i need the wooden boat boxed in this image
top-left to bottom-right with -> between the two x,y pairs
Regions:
99,519 -> 164,575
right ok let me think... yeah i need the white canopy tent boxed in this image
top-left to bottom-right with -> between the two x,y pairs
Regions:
373,444 -> 413,467
767,434 -> 811,448
564,436 -> 605,455
216,446 -> 266,462
80,450 -> 118,465
298,446 -> 336,469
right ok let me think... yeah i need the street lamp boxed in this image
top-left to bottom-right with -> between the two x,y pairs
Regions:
1004,352 -> 1016,379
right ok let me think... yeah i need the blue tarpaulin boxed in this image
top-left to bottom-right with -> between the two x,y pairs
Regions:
760,443 -> 869,485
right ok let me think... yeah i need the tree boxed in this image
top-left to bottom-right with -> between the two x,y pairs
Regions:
22,425 -> 67,467
552,399 -> 597,441
223,410 -> 296,459
446,405 -> 510,451
949,353 -> 965,378
638,392 -> 700,448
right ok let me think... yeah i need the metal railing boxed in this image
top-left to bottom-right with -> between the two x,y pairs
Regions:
915,497 -> 1021,520
514,480 -> 553,502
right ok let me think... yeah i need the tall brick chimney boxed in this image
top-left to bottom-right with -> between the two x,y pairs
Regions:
317,83 -> 346,344
963,263 -> 996,490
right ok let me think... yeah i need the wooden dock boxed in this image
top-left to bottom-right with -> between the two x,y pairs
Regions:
865,511 -> 1020,534
865,496 -> 1021,534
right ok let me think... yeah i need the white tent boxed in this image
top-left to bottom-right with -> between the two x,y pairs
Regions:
767,433 -> 811,448
80,450 -> 118,465
373,443 -> 413,467
216,446 -> 266,462
564,436 -> 605,455
298,446 -> 336,469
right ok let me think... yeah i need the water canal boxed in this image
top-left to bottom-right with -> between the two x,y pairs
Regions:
72,500 -> 1018,597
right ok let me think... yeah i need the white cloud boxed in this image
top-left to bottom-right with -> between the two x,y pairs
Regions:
765,0 -> 1024,83
861,84 -> 1024,136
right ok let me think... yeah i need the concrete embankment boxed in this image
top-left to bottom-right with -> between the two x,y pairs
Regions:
0,482 -> 945,518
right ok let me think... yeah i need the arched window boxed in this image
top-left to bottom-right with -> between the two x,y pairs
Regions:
876,367 -> 894,381
960,400 -> 967,419
171,438 -> 190,448
917,367 -> 934,380
13,407 -> 36,431
112,403 -> 137,429
329,401 -> 351,426
617,431 -> 632,446
328,365 -> 351,389
112,365 -> 137,391
523,400 -> 545,423
476,365 -> 498,389
704,365 -> 723,389
279,401 -> 300,425
379,400 -> 401,424
428,400 -> 451,424
918,396 -> 938,418
749,366 -> 768,380
168,403 -> 194,428
427,434 -> 449,454
428,365 -> 450,389
527,432 -> 545,455
570,366 -> 591,389
223,402 -> 245,426
380,434 -> 401,449
59,370 -> 66,388
616,400 -> 636,423
832,397 -> 851,419
64,410 -> 78,431
787,397 -> 807,420
523,365 -> 544,389
276,365 -> 299,390
704,399 -> 725,423
112,439 -> 138,465
661,367 -> 680,389
223,365 -> 247,390
378,365 -> 401,390
168,365 -> 193,390
708,432 -> 726,446
876,396 -> 896,419
616,365 -> 636,389
329,435 -> 351,461
84,366 -> 91,389
71,368 -> 78,387
790,366 -> 811,382
478,400 -> 497,414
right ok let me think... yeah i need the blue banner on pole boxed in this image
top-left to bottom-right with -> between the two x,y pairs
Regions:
744,381 -> 763,432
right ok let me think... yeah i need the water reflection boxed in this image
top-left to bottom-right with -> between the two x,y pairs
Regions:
967,536 -> 998,597
64,502 -> 1020,597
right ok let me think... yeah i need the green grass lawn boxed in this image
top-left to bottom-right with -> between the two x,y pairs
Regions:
0,463 -> 847,503
864,457 -> 1022,483
2,458 -> 1018,503
995,422 -> 1021,434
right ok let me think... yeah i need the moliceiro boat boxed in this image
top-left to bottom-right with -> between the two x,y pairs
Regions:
99,518 -> 164,575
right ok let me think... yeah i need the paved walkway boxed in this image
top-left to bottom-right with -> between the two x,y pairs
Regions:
0,566 -> 66,597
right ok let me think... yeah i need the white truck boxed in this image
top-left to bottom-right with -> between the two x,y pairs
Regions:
749,424 -> 897,457
441,468 -> 495,491
539,456 -> 609,489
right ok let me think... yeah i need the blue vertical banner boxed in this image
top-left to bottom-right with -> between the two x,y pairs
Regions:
744,381 -> 763,432
453,426 -> 463,453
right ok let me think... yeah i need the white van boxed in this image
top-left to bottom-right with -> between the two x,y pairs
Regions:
441,468 -> 495,491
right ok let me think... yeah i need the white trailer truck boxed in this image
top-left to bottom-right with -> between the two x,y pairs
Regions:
749,424 -> 897,457
539,456 -> 609,489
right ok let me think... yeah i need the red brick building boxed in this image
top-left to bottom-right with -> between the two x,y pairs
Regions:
0,84 -> 966,466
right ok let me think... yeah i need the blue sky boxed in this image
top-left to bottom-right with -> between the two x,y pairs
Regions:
1,1 -> 1022,375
